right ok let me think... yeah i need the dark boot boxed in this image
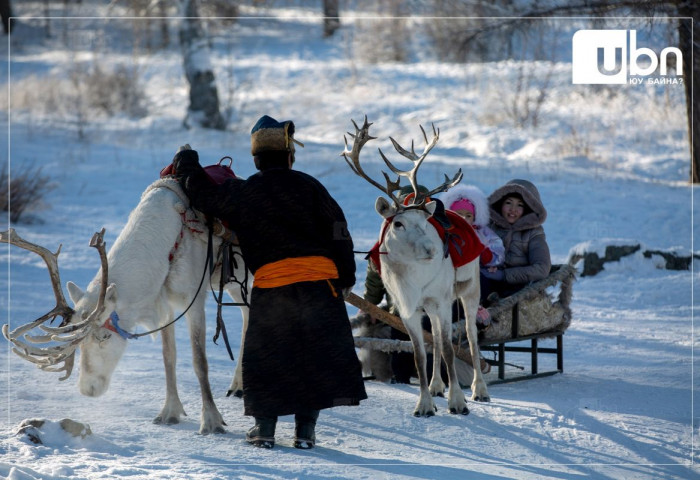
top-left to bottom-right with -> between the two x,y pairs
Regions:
294,410 -> 319,449
246,416 -> 277,449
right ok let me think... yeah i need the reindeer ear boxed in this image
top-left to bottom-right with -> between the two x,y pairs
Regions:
67,281 -> 84,304
375,197 -> 395,219
424,200 -> 437,215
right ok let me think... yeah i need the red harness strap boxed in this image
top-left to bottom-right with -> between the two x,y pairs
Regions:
367,215 -> 394,275
368,211 -> 484,276
168,211 -> 208,262
429,210 -> 485,268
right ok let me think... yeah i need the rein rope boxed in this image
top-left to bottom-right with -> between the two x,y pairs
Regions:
208,225 -> 250,361
105,239 -> 211,340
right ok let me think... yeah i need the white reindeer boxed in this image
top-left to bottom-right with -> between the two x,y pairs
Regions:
342,117 -> 490,417
1,177 -> 251,434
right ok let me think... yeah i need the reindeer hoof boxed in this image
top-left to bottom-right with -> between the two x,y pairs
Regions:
413,406 -> 437,417
198,425 -> 226,435
435,392 -> 445,398
473,395 -> 490,403
449,406 -> 470,415
153,415 -> 180,426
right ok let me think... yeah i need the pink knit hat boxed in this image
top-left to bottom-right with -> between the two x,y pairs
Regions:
450,198 -> 475,216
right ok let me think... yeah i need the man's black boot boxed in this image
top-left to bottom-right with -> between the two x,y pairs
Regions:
246,416 -> 277,449
294,410 -> 319,449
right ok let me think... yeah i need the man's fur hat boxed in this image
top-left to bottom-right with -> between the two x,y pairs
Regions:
250,115 -> 304,156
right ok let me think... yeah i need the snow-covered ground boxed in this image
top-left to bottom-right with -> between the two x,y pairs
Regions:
1,2 -> 697,479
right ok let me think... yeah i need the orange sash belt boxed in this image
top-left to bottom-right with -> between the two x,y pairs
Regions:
253,256 -> 339,289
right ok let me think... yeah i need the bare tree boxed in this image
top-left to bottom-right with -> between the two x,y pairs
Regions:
1,165 -> 56,223
450,0 -> 698,183
323,0 -> 340,37
354,0 -> 411,63
676,1 -> 698,182
179,0 -> 226,130
427,0 -> 518,62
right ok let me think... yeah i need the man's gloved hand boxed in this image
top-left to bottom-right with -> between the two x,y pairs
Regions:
342,287 -> 353,299
172,145 -> 200,176
481,267 -> 505,281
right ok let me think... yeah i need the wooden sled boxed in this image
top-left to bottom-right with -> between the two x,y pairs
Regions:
348,264 -> 577,385
454,264 -> 577,384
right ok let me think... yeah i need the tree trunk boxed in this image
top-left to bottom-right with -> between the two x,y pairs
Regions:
677,4 -> 699,183
179,0 -> 226,130
0,0 -> 11,34
158,1 -> 170,48
322,0 -> 340,38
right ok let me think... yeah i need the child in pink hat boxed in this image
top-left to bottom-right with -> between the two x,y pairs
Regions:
440,184 -> 505,268
440,184 -> 505,327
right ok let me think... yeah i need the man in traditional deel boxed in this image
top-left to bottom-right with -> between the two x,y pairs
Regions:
173,115 -> 367,449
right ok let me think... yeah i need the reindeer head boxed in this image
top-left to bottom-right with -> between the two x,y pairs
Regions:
377,197 -> 442,264
66,277 -> 125,397
1,228 -> 123,395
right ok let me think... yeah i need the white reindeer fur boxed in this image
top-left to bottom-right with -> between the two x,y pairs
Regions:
375,197 -> 489,416
65,178 -> 250,434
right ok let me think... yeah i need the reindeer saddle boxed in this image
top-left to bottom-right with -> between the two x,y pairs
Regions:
160,156 -> 237,185
160,156 -> 238,229
368,210 -> 485,276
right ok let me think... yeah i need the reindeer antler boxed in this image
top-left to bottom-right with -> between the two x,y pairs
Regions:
0,229 -> 74,324
342,116 -> 462,209
380,124 -> 462,206
341,116 -> 403,207
89,229 -> 109,321
1,228 -> 110,380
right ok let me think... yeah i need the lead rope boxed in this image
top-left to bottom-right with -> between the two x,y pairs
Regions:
213,236 -> 235,360
108,237 -> 212,339
108,217 -> 249,361
210,228 -> 250,361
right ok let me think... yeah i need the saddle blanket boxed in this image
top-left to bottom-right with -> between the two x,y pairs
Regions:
368,210 -> 485,275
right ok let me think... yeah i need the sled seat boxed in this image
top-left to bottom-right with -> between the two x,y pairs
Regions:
456,264 -> 576,384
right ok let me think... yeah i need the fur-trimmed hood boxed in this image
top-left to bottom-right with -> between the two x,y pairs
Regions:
488,179 -> 547,231
438,184 -> 490,227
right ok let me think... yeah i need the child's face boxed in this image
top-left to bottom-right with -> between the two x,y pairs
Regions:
501,196 -> 525,224
454,209 -> 475,225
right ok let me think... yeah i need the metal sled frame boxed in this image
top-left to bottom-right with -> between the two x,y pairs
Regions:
479,302 -> 565,385
475,264 -> 575,384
